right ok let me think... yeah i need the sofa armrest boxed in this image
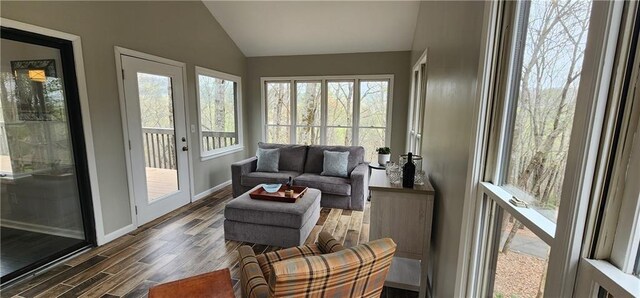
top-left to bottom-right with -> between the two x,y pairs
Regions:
238,245 -> 269,298
269,238 -> 397,297
349,163 -> 369,211
317,231 -> 345,253
231,157 -> 257,197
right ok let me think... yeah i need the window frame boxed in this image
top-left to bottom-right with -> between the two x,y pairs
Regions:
263,80 -> 293,144
194,66 -> 244,160
457,1 -> 626,297
260,75 -> 393,154
406,49 -> 427,154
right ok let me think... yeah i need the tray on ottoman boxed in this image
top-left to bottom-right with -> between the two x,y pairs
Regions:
249,185 -> 308,203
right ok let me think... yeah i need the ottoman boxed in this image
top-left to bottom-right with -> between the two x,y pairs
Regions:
224,186 -> 321,247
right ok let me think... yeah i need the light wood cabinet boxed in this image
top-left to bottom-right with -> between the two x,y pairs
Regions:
369,169 -> 435,298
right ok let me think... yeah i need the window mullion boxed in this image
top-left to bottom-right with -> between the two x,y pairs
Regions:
321,79 -> 327,145
290,80 -> 296,144
353,79 -> 360,146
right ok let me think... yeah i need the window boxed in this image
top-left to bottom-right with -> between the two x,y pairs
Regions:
326,81 -> 354,146
479,0 -> 594,294
500,0 -> 592,223
265,81 -> 291,144
459,0 -> 625,297
195,67 -> 243,159
295,81 -> 322,145
262,76 -> 392,161
407,51 -> 427,154
359,80 -> 390,161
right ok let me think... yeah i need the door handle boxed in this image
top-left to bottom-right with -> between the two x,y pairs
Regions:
182,146 -> 189,151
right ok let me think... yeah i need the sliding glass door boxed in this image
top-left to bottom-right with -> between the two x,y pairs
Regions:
0,27 -> 95,283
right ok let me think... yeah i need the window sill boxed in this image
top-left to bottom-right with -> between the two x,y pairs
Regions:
580,258 -> 639,297
479,182 -> 556,244
200,146 -> 244,161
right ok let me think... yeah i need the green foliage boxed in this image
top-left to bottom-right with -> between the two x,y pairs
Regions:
376,147 -> 390,154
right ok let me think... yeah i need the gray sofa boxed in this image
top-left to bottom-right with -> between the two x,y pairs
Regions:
231,142 -> 369,211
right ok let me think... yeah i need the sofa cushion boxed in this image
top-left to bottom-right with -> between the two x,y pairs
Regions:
256,148 -> 280,172
241,171 -> 300,187
258,142 -> 308,173
321,151 -> 350,178
304,145 -> 364,175
225,187 -> 321,229
294,173 -> 351,196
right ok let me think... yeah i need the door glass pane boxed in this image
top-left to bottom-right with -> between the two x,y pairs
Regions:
266,126 -> 289,144
197,74 -> 238,152
327,81 -> 354,127
492,211 -> 550,298
327,127 -> 352,146
359,128 -> 386,162
0,38 -> 86,281
359,80 -> 389,127
296,126 -> 320,145
504,0 -> 593,223
266,82 -> 291,126
137,73 -> 178,201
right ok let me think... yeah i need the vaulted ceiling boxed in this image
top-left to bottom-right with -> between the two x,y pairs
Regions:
203,1 -> 421,57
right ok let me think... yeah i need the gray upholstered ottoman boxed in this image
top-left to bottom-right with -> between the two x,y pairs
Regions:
223,186 -> 321,247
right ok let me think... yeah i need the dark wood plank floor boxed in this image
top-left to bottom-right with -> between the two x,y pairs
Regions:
1,186 -> 416,297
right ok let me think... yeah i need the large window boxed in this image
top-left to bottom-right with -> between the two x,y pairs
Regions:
461,0 -> 624,297
263,76 -> 392,161
195,67 -> 243,159
483,0 -> 594,295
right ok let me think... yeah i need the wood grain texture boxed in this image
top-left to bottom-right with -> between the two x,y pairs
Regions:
0,186 -> 372,298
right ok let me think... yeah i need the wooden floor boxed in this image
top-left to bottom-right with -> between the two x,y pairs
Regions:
0,186 -> 390,298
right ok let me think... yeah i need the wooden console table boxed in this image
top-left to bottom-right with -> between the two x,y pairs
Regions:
368,169 -> 435,298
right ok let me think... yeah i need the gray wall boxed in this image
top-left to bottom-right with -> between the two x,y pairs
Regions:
411,1 -> 485,297
246,52 -> 411,156
0,1 -> 247,235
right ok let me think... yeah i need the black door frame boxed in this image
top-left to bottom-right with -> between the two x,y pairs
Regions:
0,27 -> 96,285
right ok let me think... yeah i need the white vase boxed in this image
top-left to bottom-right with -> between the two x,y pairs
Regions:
378,154 -> 391,166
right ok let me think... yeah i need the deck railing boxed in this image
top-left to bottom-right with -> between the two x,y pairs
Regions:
142,127 -> 177,170
202,131 -> 237,151
142,127 -> 237,169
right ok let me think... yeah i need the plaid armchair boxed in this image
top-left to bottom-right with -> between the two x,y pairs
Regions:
238,232 -> 396,298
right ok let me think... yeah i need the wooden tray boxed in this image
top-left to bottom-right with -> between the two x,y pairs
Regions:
249,185 -> 308,203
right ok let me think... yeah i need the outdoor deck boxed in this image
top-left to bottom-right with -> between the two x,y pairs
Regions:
145,167 -> 178,201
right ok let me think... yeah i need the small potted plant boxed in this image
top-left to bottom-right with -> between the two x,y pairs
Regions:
376,147 -> 391,166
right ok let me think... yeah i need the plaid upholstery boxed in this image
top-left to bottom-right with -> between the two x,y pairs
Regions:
268,238 -> 396,297
238,246 -> 269,298
317,231 -> 345,254
256,244 -> 323,279
238,233 -> 395,298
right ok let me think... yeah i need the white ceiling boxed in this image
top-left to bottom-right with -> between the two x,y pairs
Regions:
203,1 -> 421,57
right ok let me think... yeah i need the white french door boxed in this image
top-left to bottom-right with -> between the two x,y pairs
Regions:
120,54 -> 190,225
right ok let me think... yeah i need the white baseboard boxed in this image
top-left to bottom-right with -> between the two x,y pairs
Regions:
193,180 -> 232,201
101,224 -> 135,245
0,219 -> 84,239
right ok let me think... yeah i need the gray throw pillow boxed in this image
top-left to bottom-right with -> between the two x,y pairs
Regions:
321,150 -> 349,178
256,148 -> 279,172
